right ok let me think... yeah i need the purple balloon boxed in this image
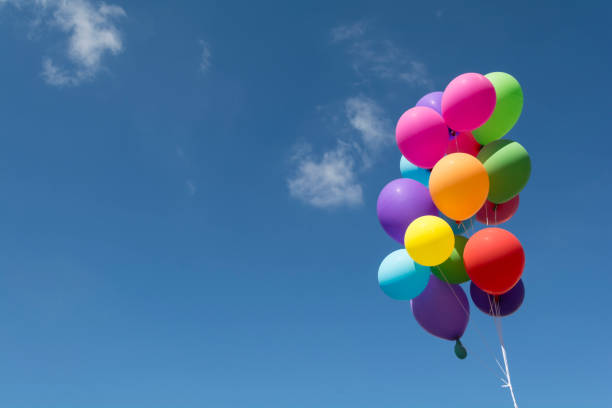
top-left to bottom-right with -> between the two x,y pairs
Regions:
470,279 -> 525,317
416,91 -> 443,115
376,178 -> 438,244
411,275 -> 469,341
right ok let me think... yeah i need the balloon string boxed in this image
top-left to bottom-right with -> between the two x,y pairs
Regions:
494,316 -> 519,408
487,293 -> 519,407
494,204 -> 498,226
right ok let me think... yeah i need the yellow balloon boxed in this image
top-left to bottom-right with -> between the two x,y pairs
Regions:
404,216 -> 455,266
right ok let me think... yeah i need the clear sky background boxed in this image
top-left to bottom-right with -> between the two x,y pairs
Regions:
0,1 -> 610,407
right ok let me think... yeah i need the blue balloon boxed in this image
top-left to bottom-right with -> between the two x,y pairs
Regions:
400,156 -> 430,186
378,249 -> 430,300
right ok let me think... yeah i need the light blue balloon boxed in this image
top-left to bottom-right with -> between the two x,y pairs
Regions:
400,155 -> 430,186
378,249 -> 430,300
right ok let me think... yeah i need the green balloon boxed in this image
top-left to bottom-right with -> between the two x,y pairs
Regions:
472,72 -> 523,145
454,339 -> 467,360
431,235 -> 470,284
478,139 -> 531,204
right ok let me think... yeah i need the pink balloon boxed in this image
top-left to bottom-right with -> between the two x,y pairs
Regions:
395,106 -> 448,169
442,73 -> 496,132
476,195 -> 520,225
446,131 -> 481,157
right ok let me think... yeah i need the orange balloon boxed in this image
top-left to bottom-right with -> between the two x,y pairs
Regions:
429,153 -> 489,221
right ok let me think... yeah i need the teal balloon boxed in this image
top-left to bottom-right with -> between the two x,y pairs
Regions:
400,155 -> 430,186
378,249 -> 430,300
454,339 -> 468,359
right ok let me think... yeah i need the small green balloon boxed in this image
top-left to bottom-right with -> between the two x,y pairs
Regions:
431,235 -> 470,284
478,139 -> 531,204
454,339 -> 467,360
472,72 -> 523,145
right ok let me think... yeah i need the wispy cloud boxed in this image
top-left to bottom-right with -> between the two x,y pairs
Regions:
331,21 -> 366,42
288,142 -> 363,208
2,0 -> 126,86
332,23 -> 433,89
186,180 -> 196,196
199,39 -> 211,73
288,96 -> 391,208
345,96 -> 391,153
288,22 -> 428,209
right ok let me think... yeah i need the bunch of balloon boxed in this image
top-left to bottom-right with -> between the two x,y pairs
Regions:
376,72 -> 530,376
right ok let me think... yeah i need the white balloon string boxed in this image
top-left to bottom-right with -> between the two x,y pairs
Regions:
489,295 -> 518,408
494,315 -> 519,408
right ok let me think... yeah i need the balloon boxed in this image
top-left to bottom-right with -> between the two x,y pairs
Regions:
400,155 -> 430,186
478,139 -> 531,204
411,274 -> 469,341
396,107 -> 448,169
464,228 -> 525,295
454,339 -> 467,359
476,195 -> 520,225
404,215 -> 454,266
429,153 -> 489,221
441,73 -> 496,132
432,235 -> 469,284
416,91 -> 443,115
446,132 -> 481,157
472,72 -> 523,145
377,179 -> 438,244
378,249 -> 430,300
470,279 -> 525,317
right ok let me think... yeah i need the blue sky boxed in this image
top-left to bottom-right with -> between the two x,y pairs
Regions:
0,1 -> 610,407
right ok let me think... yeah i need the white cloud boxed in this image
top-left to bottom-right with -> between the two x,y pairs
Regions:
41,57 -> 76,85
288,23 -> 427,209
2,0 -> 126,86
288,143 -> 363,208
345,96 -> 391,152
288,97 -> 391,208
199,39 -> 211,73
398,61 -> 433,87
186,180 -> 196,196
331,21 -> 365,42
332,24 -> 433,89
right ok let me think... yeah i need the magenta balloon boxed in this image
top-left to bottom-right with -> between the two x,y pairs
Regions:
396,106 -> 448,169
410,275 -> 469,341
470,279 -> 525,317
376,178 -> 438,244
442,73 -> 496,132
416,91 -> 443,115
476,195 -> 520,225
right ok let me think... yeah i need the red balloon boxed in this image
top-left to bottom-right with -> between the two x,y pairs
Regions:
463,228 -> 524,295
446,132 -> 481,157
476,195 -> 520,225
